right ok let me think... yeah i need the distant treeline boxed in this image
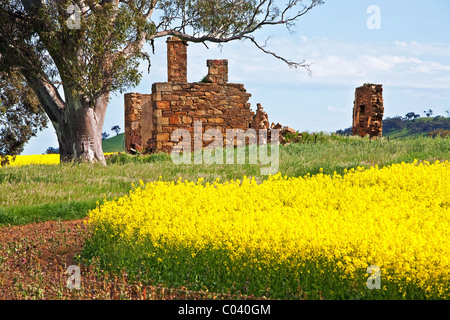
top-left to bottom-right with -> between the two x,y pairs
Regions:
336,115 -> 450,137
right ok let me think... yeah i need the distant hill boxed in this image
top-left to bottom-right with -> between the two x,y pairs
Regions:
336,116 -> 450,139
102,133 -> 125,153
384,116 -> 450,138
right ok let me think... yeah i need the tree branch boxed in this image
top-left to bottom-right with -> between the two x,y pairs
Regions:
148,0 -> 322,69
244,35 -> 312,73
20,69 -> 66,123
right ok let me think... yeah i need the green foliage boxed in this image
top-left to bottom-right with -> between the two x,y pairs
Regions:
0,0 -> 321,106
101,132 -> 110,140
284,131 -> 302,143
38,1 -> 149,100
199,75 -> 212,83
0,71 -> 48,165
0,200 -> 99,226
178,0 -> 259,34
111,125 -> 121,135
407,116 -> 450,135
81,228 -> 438,299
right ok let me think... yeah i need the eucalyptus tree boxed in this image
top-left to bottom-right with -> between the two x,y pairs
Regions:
0,0 -> 323,163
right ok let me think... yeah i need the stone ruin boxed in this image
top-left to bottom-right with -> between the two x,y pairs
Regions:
352,83 -> 384,138
124,37 -> 380,154
124,37 -> 291,154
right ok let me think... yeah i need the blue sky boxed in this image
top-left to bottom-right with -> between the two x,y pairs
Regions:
22,0 -> 450,155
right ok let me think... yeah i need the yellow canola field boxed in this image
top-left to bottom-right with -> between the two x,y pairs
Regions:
87,160 -> 448,298
1,153 -> 116,167
1,154 -> 61,166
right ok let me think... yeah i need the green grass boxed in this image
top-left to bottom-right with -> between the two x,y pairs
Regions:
80,229 -> 430,299
0,200 -> 98,225
0,134 -> 448,227
102,133 -> 125,153
384,127 -> 428,139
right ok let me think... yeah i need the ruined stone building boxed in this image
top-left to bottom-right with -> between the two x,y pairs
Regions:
352,84 -> 384,138
124,37 -> 272,154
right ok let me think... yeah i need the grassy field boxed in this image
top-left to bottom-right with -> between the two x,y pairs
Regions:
0,135 -> 448,227
0,134 -> 449,300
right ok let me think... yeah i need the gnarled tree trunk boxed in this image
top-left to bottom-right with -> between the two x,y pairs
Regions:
22,70 -> 109,164
54,93 -> 108,164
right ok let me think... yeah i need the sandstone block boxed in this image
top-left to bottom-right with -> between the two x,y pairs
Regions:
156,101 -> 171,109
157,117 -> 169,125
156,133 -> 170,142
182,116 -> 192,124
153,83 -> 173,92
169,116 -> 181,125
208,117 -> 224,124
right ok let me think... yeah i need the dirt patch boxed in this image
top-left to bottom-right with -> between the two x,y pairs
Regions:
0,219 -> 86,264
0,219 -> 92,299
0,220 -> 249,300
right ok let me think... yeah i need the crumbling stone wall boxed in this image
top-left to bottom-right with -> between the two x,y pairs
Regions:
252,103 -> 270,130
150,81 -> 255,153
125,36 -> 276,154
352,84 -> 384,138
124,93 -> 152,152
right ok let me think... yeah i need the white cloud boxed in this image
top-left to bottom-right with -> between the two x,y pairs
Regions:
361,55 -> 422,71
415,61 -> 450,73
220,36 -> 450,90
394,41 -> 408,47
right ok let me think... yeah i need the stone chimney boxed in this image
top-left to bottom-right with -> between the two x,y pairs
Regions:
167,37 -> 188,83
206,59 -> 228,84
352,83 -> 384,138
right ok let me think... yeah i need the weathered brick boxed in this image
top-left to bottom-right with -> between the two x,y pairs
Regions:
156,101 -> 171,109
169,116 -> 181,125
153,83 -> 173,92
154,109 -> 162,118
208,117 -> 224,124
157,117 -> 169,125
182,116 -> 192,124
156,133 -> 170,142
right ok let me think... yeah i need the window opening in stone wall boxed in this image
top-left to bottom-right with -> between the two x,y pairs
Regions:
359,104 -> 365,114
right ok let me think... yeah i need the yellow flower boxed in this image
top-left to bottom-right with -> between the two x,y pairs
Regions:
87,160 -> 450,298
0,153 -> 118,167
